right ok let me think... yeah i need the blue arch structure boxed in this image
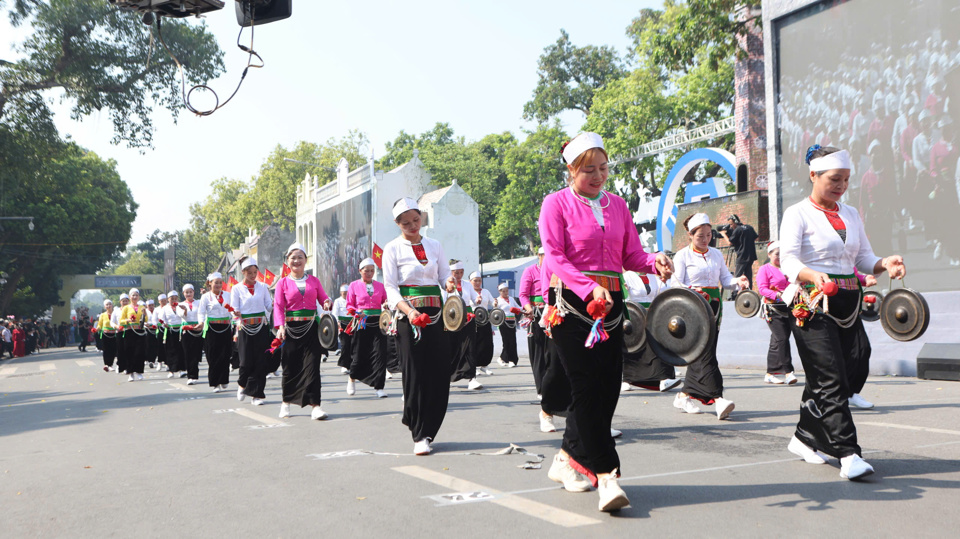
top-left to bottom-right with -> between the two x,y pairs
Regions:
656,147 -> 737,251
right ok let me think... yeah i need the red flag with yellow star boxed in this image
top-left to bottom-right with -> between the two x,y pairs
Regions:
280,264 -> 291,279
263,269 -> 276,286
372,243 -> 383,269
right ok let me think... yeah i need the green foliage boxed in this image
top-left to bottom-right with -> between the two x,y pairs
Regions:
0,0 -> 225,148
0,135 -> 136,316
522,29 -> 626,123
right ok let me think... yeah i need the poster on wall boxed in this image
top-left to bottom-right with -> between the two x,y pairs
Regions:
315,191 -> 373,296
775,0 -> 960,291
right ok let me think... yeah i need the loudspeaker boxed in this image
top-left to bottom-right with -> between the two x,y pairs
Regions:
916,343 -> 960,381
235,0 -> 292,27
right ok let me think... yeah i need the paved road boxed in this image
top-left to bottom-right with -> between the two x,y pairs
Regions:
2,346 -> 959,537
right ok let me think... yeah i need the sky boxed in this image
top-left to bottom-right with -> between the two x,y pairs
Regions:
2,1 -> 662,245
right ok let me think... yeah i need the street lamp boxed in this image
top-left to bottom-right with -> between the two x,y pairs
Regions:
0,216 -> 35,231
283,158 -> 337,173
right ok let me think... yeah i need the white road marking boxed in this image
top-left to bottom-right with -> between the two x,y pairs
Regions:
75,359 -> 96,367
860,421 -> 960,436
393,465 -> 602,528
38,363 -> 56,371
165,382 -> 195,391
218,407 -> 289,427
0,366 -> 17,375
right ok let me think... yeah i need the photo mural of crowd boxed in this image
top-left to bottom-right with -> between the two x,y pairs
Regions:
777,0 -> 960,291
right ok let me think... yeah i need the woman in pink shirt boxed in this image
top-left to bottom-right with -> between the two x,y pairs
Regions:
344,257 -> 390,399
538,132 -> 673,513
756,241 -> 798,385
274,242 -> 331,420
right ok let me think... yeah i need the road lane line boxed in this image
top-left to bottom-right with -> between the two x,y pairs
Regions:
231,407 -> 288,426
38,363 -> 56,371
75,359 -> 96,367
860,422 -> 960,436
393,465 -> 602,528
0,366 -> 17,375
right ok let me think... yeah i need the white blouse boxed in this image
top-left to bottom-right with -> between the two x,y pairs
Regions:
382,235 -> 451,309
229,281 -> 273,322
197,291 -> 233,325
670,246 -> 739,289
779,198 -> 881,282
623,271 -> 664,304
332,297 -> 349,318
493,296 -> 521,317
158,304 -> 184,325
177,299 -> 200,323
441,280 -> 478,304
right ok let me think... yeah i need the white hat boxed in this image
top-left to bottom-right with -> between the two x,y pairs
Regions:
128,288 -> 140,296
206,272 -> 223,282
498,283 -> 509,290
157,294 -> 167,301
119,293 -> 129,300
285,242 -> 307,258
767,241 -> 780,253
137,300 -> 145,306
358,257 -> 376,270
809,149 -> 852,172
392,197 -> 420,219
537,247 -> 545,255
146,299 -> 155,305
450,261 -> 464,271
562,132 -> 605,164
182,283 -> 194,292
103,299 -> 113,307
339,285 -> 349,292
685,213 -> 711,232
240,257 -> 258,271
168,290 -> 179,297
469,271 -> 481,280
867,139 -> 881,154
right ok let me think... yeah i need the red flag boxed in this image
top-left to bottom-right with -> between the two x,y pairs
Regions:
281,264 -> 291,279
222,278 -> 232,293
256,271 -> 266,283
263,269 -> 276,286
372,243 -> 384,269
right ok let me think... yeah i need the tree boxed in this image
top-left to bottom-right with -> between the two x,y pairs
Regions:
0,139 -> 137,315
522,29 -> 626,123
490,123 -> 569,254
188,177 -> 251,254
0,0 -> 225,148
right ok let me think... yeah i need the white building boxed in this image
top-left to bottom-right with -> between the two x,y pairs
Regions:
295,150 -> 479,293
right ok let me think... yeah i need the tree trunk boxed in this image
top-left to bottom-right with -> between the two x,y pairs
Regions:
0,253 -> 39,314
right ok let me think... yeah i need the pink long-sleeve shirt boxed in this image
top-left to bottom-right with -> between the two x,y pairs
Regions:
756,263 -> 789,302
345,279 -> 387,312
538,188 -> 657,300
273,275 -> 329,328
519,262 -> 542,307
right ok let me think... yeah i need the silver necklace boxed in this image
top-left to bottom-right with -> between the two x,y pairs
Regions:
569,186 -> 610,209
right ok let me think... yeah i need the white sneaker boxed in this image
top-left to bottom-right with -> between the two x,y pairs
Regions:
279,403 -> 291,418
673,393 -> 701,414
135,373 -> 144,381
251,398 -> 265,406
505,362 -> 516,368
155,363 -> 163,372
840,454 -> 875,480
386,371 -> 394,380
620,382 -> 633,392
376,389 -> 388,398
127,374 -> 135,382
547,453 -> 592,492
715,397 -> 735,420
311,406 -> 328,420
482,366 -> 493,375
497,358 -> 508,367
266,371 -> 277,379
186,379 -> 197,385
467,378 -> 483,390
237,387 -> 246,401
659,378 -> 682,392
346,379 -> 356,396
764,373 -> 785,384
849,394 -> 874,409
597,469 -> 630,512
610,428 -> 623,438
212,386 -> 222,393
788,436 -> 828,464
540,411 -> 556,433
167,372 -> 175,379
340,367 -> 349,374
784,372 -> 798,385
414,439 -> 432,455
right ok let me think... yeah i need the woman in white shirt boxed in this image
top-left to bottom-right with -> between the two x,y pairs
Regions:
493,283 -> 521,367
382,197 -> 453,456
198,272 -> 235,392
779,145 -> 906,480
670,213 -> 748,420
232,257 -> 274,405
620,272 -> 681,393
179,284 -> 203,385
